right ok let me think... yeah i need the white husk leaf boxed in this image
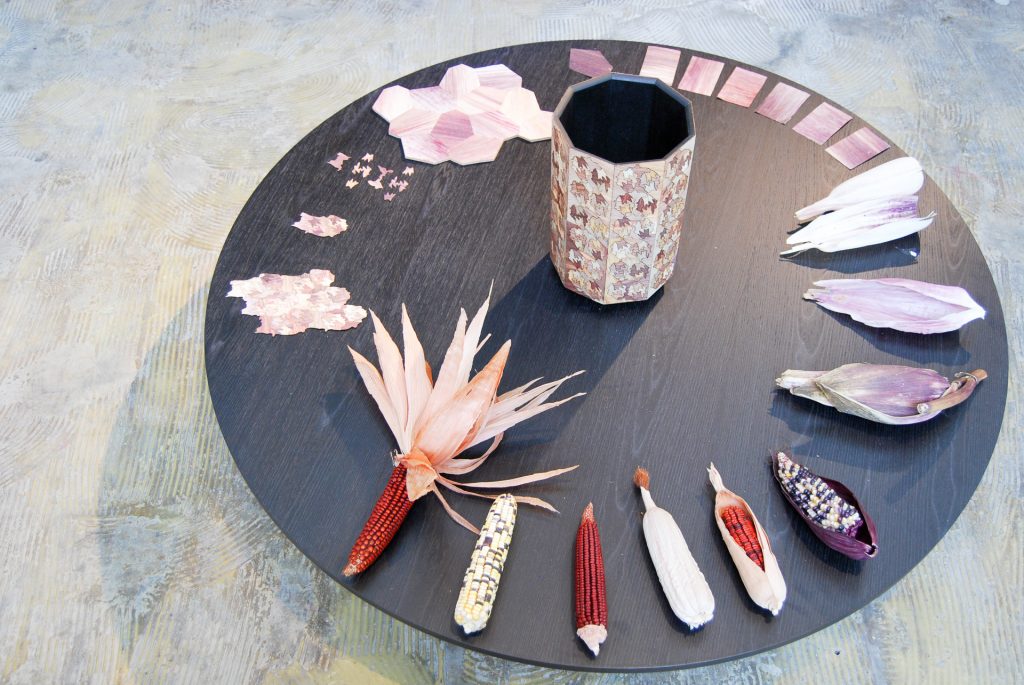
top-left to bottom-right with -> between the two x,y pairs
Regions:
638,486 -> 715,629
781,213 -> 934,255
795,157 -> 924,221
708,463 -> 786,615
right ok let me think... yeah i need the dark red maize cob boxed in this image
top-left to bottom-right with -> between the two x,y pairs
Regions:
720,505 -> 764,570
344,464 -> 415,576
574,502 -> 608,656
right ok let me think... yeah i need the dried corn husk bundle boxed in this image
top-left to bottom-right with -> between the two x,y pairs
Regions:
344,292 -> 584,575
781,197 -> 934,256
634,468 -> 714,629
795,157 -> 924,222
776,363 -> 986,425
454,493 -> 517,634
803,278 -> 986,334
707,463 -> 786,615
772,451 -> 878,560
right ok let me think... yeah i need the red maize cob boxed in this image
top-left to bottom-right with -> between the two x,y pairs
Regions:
343,464 -> 415,576
720,505 -> 764,570
574,502 -> 608,656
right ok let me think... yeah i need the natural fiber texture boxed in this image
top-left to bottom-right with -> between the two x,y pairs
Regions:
574,503 -> 608,656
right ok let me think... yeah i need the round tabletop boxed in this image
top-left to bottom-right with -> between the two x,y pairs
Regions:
204,40 -> 1008,671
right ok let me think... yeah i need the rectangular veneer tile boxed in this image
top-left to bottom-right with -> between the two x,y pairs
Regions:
717,67 -> 768,107
827,127 -> 891,169
639,45 -> 681,84
793,102 -> 853,144
677,56 -> 725,96
755,82 -> 810,124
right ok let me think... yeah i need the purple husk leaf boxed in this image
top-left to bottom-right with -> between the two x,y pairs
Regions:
772,451 -> 878,560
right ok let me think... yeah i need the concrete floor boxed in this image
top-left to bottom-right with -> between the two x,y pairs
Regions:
0,1 -> 1020,682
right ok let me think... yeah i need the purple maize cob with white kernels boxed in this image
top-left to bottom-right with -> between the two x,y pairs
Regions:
776,454 -> 862,536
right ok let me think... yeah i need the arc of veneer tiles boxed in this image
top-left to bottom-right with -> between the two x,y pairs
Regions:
677,56 -> 725,96
827,127 -> 891,169
755,82 -> 810,124
638,45 -> 681,84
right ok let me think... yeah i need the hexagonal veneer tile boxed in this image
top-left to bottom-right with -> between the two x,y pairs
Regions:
500,88 -> 542,128
448,135 -> 503,165
468,111 -> 520,140
430,110 -> 473,146
474,64 -> 522,91
409,86 -> 457,113
518,110 -> 553,142
456,86 -> 507,115
372,85 -> 413,122
439,64 -> 481,99
388,108 -> 440,137
400,133 -> 450,165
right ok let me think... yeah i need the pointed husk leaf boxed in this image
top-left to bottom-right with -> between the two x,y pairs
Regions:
795,157 -> 924,222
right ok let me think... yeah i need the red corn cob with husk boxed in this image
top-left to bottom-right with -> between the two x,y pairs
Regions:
720,506 -> 764,570
343,293 -> 584,576
574,502 -> 608,656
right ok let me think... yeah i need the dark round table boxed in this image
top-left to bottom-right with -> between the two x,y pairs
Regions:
204,40 -> 1008,671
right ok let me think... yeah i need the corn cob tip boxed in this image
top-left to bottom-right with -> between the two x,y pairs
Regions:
576,624 -> 607,657
633,467 -> 650,490
342,563 -> 359,577
581,502 -> 594,523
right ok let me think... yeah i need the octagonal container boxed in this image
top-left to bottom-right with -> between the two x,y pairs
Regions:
549,73 -> 696,304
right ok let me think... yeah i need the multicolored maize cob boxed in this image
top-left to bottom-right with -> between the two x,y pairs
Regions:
343,464 -> 415,576
574,502 -> 608,656
454,494 -> 517,634
720,505 -> 764,570
775,453 -> 862,535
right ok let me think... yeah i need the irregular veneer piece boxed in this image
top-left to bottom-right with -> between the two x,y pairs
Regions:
327,152 -> 350,171
372,85 -> 414,122
717,67 -> 767,107
638,45 -> 681,84
226,269 -> 367,335
569,48 -> 613,78
677,55 -> 724,96
793,102 -> 852,145
755,82 -> 810,124
827,127 -> 891,169
291,212 -> 348,237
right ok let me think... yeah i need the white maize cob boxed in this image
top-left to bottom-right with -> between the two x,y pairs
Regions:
454,494 -> 517,634
635,468 -> 715,629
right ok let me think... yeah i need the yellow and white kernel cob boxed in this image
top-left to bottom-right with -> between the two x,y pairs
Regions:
454,494 -> 518,634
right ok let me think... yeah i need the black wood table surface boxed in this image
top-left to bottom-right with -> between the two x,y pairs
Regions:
204,40 -> 1008,671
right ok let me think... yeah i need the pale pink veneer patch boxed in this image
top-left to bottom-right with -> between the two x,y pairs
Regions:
827,127 -> 891,169
569,48 -> 613,78
717,67 -> 767,107
291,212 -> 347,238
677,56 -> 724,96
371,63 -> 550,165
755,82 -> 810,124
793,102 -> 853,145
227,269 -> 367,336
638,45 -> 681,84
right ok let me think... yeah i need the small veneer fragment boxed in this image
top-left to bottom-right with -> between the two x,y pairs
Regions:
227,269 -> 367,335
291,212 -> 347,237
638,45 -> 681,84
717,67 -> 767,107
678,56 -> 724,96
792,102 -> 853,145
327,152 -> 350,171
755,82 -> 810,124
569,48 -> 613,78
827,127 -> 891,169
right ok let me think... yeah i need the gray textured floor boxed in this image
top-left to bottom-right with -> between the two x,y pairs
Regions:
0,1 -> 1020,682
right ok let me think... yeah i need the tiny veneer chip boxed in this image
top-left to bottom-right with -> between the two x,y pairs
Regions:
227,269 -> 367,335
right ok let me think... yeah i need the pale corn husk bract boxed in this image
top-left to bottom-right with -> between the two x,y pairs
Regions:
707,463 -> 786,615
634,468 -> 715,629
349,291 -> 585,532
795,157 -> 924,222
776,363 -> 986,425
803,277 -> 986,334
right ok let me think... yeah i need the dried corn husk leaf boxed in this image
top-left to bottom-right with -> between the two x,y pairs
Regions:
795,157 -> 924,222
803,277 -> 985,334
707,463 -> 786,615
776,363 -> 986,425
771,451 -> 878,560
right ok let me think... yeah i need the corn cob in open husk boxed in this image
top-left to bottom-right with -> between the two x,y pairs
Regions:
634,468 -> 714,629
707,463 -> 786,615
453,493 -> 517,634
